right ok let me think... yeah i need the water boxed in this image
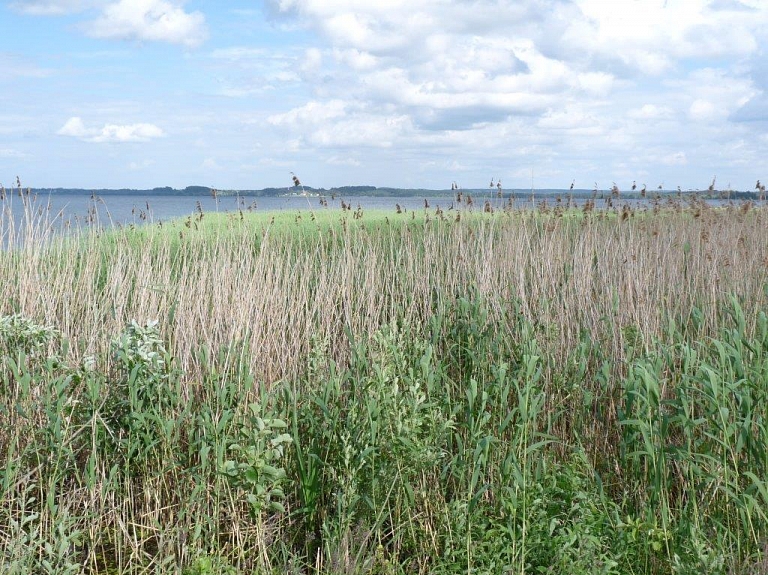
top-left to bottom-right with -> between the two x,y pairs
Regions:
0,191 -> 470,246
0,189 -> 755,245
7,192 -> 465,228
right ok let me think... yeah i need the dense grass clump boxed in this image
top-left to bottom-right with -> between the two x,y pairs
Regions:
1,197 -> 768,573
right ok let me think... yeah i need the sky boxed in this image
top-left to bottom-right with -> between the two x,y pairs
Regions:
1,0 -> 767,191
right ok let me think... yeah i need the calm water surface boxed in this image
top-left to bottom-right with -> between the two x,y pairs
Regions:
0,190 -> 752,243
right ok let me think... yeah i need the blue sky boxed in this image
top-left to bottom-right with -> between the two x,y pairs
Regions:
1,0 -> 767,190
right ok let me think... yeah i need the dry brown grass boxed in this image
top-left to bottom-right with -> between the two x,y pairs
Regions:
0,199 -> 766,387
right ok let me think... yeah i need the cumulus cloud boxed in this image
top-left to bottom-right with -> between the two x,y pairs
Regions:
268,0 -> 766,72
689,99 -> 717,121
538,107 -> 600,132
259,2 -> 618,140
309,115 -> 411,148
207,45 -> 302,99
253,0 -> 768,188
22,0 -> 768,188
86,0 -> 208,47
668,68 -> 756,117
57,116 -> 165,142
13,0 -> 208,47
267,100 -> 348,127
730,93 -> 768,123
299,47 -> 323,76
562,0 -> 763,75
628,104 -> 673,120
332,48 -> 378,71
268,100 -> 412,148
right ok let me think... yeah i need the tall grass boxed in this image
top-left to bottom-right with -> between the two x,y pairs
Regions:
1,199 -> 766,383
1,195 -> 768,573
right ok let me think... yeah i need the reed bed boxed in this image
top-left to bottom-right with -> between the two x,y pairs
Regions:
1,196 -> 768,573
0,200 -> 765,382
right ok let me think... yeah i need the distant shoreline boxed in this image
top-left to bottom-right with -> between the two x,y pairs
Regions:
13,185 -> 767,201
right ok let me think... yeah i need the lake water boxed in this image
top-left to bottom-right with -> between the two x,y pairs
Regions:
31,192 -> 468,226
0,189 -> 753,243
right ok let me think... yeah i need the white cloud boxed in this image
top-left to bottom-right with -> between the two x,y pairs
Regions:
332,48 -> 378,71
13,0 -> 768,189
13,0 -> 207,46
538,107 -> 600,131
262,4 -> 632,139
269,0 -> 766,71
252,0 -> 768,189
299,47 -> 323,75
689,99 -> 717,121
628,104 -> 673,120
57,117 -> 90,138
57,116 -> 165,142
207,45 -> 301,98
577,72 -> 614,95
268,100 -> 412,148
86,0 -> 207,47
565,0 -> 764,74
267,100 -> 348,127
311,115 -> 412,148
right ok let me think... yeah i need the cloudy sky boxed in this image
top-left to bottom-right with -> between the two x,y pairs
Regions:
1,0 -> 767,190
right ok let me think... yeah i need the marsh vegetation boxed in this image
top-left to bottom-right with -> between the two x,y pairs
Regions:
1,195 -> 768,573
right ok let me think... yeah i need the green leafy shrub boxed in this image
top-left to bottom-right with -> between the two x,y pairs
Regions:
221,402 -> 292,515
97,319 -> 183,469
0,313 -> 59,358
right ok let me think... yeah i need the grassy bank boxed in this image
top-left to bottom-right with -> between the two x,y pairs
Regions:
1,198 -> 768,573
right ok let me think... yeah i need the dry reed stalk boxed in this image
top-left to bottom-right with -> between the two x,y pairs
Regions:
0,204 -> 766,389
